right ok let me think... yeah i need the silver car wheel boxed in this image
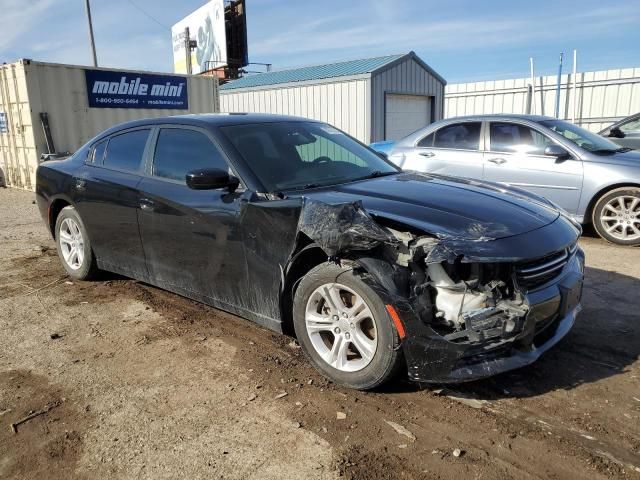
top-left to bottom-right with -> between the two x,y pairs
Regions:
600,195 -> 640,241
59,218 -> 85,270
304,283 -> 378,372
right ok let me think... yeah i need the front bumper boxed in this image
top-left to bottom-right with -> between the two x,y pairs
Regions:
399,249 -> 585,384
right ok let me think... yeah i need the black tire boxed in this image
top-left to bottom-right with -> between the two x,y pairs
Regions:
293,263 -> 403,390
54,205 -> 99,280
591,187 -> 640,246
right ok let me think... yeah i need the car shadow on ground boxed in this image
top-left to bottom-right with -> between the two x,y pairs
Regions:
380,265 -> 640,399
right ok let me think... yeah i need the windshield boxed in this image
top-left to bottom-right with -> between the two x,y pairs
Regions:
220,122 -> 399,192
538,119 -> 623,153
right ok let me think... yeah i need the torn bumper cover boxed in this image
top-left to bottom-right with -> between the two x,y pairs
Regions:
295,198 -> 584,384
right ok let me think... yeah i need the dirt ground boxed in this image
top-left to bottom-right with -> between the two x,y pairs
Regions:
0,187 -> 639,480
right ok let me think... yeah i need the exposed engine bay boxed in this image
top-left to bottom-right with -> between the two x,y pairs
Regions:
385,227 -> 530,347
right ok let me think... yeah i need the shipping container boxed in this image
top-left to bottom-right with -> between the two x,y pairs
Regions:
220,52 -> 446,144
0,59 -> 219,190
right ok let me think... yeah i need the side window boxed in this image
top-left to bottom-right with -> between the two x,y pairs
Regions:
433,122 -> 481,150
417,132 -> 434,148
153,128 -> 228,182
103,129 -> 150,172
490,123 -> 552,154
90,139 -> 107,164
620,117 -> 640,133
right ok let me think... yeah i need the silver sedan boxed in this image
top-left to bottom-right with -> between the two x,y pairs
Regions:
371,114 -> 640,246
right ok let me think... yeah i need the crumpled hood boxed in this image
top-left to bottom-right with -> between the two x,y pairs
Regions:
301,172 -> 560,241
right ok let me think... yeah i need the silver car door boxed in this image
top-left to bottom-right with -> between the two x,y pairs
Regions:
401,121 -> 484,179
483,121 -> 584,214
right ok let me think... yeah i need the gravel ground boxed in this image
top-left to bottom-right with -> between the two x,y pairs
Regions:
1,186 -> 639,479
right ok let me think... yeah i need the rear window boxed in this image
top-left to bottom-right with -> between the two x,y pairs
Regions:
90,139 -> 107,164
103,129 -> 150,173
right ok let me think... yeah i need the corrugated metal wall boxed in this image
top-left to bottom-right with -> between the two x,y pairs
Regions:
445,67 -> 640,132
0,60 -> 219,190
370,57 -> 445,142
220,78 -> 371,143
0,62 -> 37,189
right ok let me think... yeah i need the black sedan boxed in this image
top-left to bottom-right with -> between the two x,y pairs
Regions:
36,114 -> 585,389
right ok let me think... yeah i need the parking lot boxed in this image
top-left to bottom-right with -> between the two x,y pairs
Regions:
1,186 -> 639,479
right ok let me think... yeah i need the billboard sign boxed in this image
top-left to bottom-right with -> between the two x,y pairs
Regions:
0,112 -> 7,133
84,70 -> 189,109
172,0 -> 227,74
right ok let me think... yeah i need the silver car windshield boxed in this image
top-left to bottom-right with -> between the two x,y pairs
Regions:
538,119 -> 622,153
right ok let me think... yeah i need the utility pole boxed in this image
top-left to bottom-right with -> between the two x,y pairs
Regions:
572,50 -> 578,123
554,52 -> 563,119
529,57 -> 536,115
183,27 -> 198,74
84,0 -> 98,67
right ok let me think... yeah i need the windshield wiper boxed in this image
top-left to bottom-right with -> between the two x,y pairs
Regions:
615,147 -> 633,153
590,148 -> 620,155
362,170 -> 398,180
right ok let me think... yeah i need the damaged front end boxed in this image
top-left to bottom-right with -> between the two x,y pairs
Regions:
293,198 -> 584,384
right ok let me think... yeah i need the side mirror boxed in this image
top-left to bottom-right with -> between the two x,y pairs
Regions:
186,168 -> 240,191
608,126 -> 625,139
544,145 -> 571,160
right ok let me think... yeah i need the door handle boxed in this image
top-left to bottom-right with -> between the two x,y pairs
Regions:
419,151 -> 435,158
487,157 -> 507,165
139,198 -> 155,211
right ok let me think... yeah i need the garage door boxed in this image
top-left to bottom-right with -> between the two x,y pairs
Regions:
385,94 -> 431,141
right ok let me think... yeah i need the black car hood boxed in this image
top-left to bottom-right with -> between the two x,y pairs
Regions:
300,172 -> 560,241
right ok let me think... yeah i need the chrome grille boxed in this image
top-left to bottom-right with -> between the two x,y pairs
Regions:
515,243 -> 577,290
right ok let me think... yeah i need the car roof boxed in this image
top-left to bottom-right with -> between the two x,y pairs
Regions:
442,114 -> 556,122
96,113 -> 316,138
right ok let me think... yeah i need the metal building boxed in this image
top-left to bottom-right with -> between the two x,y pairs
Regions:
0,59 -> 219,190
219,52 -> 446,144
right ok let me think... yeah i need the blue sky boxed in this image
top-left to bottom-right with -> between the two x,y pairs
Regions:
2,0 -> 640,83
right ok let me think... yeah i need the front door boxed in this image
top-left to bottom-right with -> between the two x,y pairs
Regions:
615,116 -> 640,149
402,121 -> 484,180
483,121 -> 583,214
137,126 -> 247,305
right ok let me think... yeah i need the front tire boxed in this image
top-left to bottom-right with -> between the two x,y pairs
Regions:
54,205 -> 98,280
592,187 -> 640,246
293,263 -> 403,390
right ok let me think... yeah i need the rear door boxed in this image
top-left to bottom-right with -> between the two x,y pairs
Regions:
483,121 -> 583,213
137,126 -> 247,304
74,127 -> 151,277
401,121 -> 485,179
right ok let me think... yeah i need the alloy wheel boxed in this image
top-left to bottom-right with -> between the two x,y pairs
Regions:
599,195 -> 640,242
304,283 -> 378,372
59,218 -> 85,270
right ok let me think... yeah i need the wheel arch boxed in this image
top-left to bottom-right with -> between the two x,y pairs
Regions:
279,235 -> 329,336
585,182 -> 640,225
48,196 -> 74,238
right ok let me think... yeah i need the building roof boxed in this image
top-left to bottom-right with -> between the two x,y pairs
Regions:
220,52 -> 445,91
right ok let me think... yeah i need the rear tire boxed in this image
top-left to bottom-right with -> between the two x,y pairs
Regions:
54,205 -> 99,280
293,263 -> 403,390
592,187 -> 640,246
